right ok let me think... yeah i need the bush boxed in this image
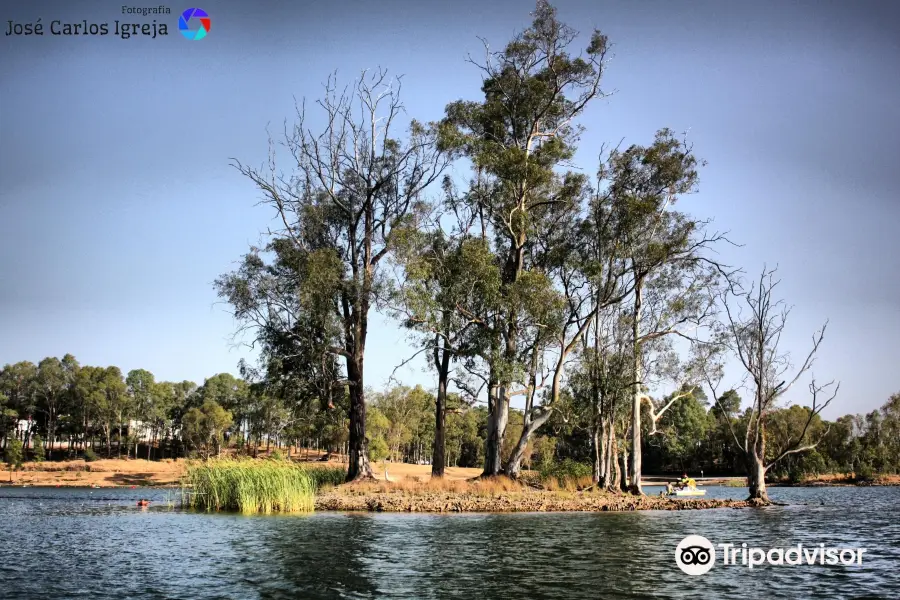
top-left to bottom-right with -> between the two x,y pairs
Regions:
83,448 -> 99,462
5,439 -> 24,476
538,459 -> 592,484
301,465 -> 346,489
32,435 -> 46,462
269,449 -> 285,462
368,437 -> 389,463
855,464 -> 875,481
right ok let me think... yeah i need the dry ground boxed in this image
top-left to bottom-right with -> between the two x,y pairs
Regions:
1,455 -> 482,487
4,455 -> 897,488
7,458 -> 185,487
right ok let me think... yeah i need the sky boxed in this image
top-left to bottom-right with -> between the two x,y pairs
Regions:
1,0 -> 898,419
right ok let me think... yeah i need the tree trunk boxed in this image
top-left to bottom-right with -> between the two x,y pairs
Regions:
620,445 -> 630,493
22,421 -> 32,454
506,410 -> 552,478
482,384 -> 507,476
610,433 -> 621,491
592,423 -> 603,485
747,451 -> 769,502
485,312 -> 516,477
604,420 -> 616,490
431,352 -> 449,478
48,412 -> 55,461
345,356 -> 373,481
629,278 -> 644,494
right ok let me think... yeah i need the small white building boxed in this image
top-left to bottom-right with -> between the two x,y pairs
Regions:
126,420 -> 154,441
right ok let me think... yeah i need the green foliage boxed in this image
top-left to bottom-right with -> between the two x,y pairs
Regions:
656,390 -> 710,469
5,438 -> 24,473
83,447 -> 99,462
855,463 -> 876,481
182,400 -> 234,459
370,386 -> 434,462
530,436 -> 557,471
32,435 -> 45,462
445,406 -> 485,468
368,437 -> 389,463
712,390 -> 741,418
538,458 -> 591,483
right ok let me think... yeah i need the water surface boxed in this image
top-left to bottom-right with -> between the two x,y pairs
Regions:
1,486 -> 898,599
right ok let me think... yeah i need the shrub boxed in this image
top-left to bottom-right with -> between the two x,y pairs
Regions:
32,435 -> 46,462
538,459 -> 591,485
83,448 -> 99,462
5,438 -> 24,479
269,449 -> 285,462
855,464 -> 875,481
368,437 -> 389,463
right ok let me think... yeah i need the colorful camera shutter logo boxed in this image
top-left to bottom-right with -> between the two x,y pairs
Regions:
179,8 -> 211,40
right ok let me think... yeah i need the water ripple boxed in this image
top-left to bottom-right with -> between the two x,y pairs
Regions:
1,486 -> 897,599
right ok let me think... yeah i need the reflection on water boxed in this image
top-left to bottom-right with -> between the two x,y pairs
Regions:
1,486 -> 898,599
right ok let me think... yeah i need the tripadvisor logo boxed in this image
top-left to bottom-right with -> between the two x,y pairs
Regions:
676,535 -> 715,575
675,535 -> 868,575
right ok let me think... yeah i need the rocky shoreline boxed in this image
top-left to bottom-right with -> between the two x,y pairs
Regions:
314,489 -> 759,513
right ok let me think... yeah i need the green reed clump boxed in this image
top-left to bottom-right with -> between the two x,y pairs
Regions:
183,458 -> 316,514
301,465 -> 346,489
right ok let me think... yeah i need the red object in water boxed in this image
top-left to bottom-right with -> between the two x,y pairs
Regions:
131,485 -> 136,489
137,500 -> 150,507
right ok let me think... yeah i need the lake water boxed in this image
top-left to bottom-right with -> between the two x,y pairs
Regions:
1,485 -> 898,599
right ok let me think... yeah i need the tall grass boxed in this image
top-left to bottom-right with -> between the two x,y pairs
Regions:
538,459 -> 592,489
302,465 -> 346,489
183,458 -> 316,514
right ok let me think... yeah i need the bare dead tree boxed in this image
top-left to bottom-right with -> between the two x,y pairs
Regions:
706,265 -> 839,502
226,69 -> 451,481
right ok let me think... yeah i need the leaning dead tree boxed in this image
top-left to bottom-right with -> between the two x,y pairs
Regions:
226,69 -> 450,481
705,266 -> 839,502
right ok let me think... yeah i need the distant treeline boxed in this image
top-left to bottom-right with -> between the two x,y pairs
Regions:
2,357 -> 897,482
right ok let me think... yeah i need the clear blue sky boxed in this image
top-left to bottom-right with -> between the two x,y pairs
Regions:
1,0 -> 898,419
